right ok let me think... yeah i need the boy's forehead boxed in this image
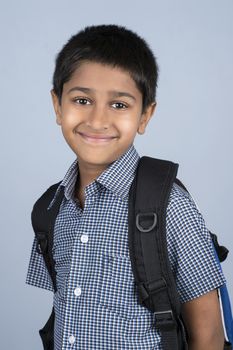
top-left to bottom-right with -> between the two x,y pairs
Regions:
63,61 -> 142,97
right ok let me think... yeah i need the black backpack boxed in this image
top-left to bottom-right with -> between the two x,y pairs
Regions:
31,156 -> 232,350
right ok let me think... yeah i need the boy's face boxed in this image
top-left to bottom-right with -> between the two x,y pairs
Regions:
52,61 -> 156,172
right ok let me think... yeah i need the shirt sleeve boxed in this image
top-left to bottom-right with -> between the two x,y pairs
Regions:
26,237 -> 54,292
166,183 -> 226,304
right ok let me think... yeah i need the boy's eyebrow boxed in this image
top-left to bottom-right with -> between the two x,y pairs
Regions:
67,86 -> 136,101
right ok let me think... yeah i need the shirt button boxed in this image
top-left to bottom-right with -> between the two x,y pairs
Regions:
74,286 -> 82,296
81,234 -> 89,243
68,335 -> 75,345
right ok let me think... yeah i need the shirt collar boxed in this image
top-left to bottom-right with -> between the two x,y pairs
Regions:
96,145 -> 140,200
48,144 -> 140,209
47,159 -> 78,209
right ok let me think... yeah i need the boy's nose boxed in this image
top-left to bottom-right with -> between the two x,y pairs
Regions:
86,105 -> 109,130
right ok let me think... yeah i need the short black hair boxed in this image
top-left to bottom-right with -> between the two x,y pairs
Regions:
52,24 -> 159,113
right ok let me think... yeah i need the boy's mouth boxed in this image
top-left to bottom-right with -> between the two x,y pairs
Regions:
76,131 -> 118,143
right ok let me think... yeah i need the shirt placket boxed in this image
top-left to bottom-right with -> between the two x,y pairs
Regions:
61,185 -> 98,350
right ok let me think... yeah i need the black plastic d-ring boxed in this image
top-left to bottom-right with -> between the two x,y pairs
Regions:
136,212 -> 157,233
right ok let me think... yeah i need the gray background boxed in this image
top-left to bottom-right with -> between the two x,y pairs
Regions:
0,0 -> 232,348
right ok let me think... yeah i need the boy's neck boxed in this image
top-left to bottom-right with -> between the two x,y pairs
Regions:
77,161 -> 108,189
74,161 -> 109,208
75,162 -> 107,195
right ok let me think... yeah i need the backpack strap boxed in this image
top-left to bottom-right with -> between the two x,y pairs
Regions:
128,156 -> 188,350
31,181 -> 64,291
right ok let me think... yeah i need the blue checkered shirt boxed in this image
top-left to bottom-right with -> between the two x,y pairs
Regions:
26,145 -> 225,349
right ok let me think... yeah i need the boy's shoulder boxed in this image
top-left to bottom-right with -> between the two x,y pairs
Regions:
166,181 -> 207,237
168,181 -> 198,212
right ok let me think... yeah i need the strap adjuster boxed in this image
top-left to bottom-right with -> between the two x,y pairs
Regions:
154,310 -> 176,331
138,278 -> 167,304
35,232 -> 48,254
136,212 -> 157,232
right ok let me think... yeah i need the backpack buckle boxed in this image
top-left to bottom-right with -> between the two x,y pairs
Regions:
136,212 -> 157,232
154,310 -> 175,331
35,232 -> 48,254
138,278 -> 167,304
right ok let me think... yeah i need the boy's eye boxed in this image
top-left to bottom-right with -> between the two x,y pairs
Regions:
112,102 -> 128,109
73,98 -> 91,105
72,98 -> 127,109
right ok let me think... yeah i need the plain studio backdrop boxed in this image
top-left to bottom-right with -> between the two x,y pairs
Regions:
0,0 -> 232,348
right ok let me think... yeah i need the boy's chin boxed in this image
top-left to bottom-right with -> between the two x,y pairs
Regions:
74,152 -> 116,169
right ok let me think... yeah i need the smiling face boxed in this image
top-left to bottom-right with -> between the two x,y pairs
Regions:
52,61 -> 156,173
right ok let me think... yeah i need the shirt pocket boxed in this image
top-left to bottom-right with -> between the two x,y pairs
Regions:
98,253 -> 149,319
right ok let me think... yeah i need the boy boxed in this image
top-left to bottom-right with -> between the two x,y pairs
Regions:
26,24 -> 226,349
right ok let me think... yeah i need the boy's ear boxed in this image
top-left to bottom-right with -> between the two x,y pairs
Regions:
51,90 -> 62,125
137,102 -> 156,135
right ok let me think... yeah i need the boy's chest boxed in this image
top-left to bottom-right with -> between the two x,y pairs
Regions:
53,193 -> 130,265
52,193 -> 146,319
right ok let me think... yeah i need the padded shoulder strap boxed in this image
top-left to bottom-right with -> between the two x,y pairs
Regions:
31,182 -> 64,292
128,156 -> 187,350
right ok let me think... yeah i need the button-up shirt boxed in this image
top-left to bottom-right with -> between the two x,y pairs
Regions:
26,145 -> 225,349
